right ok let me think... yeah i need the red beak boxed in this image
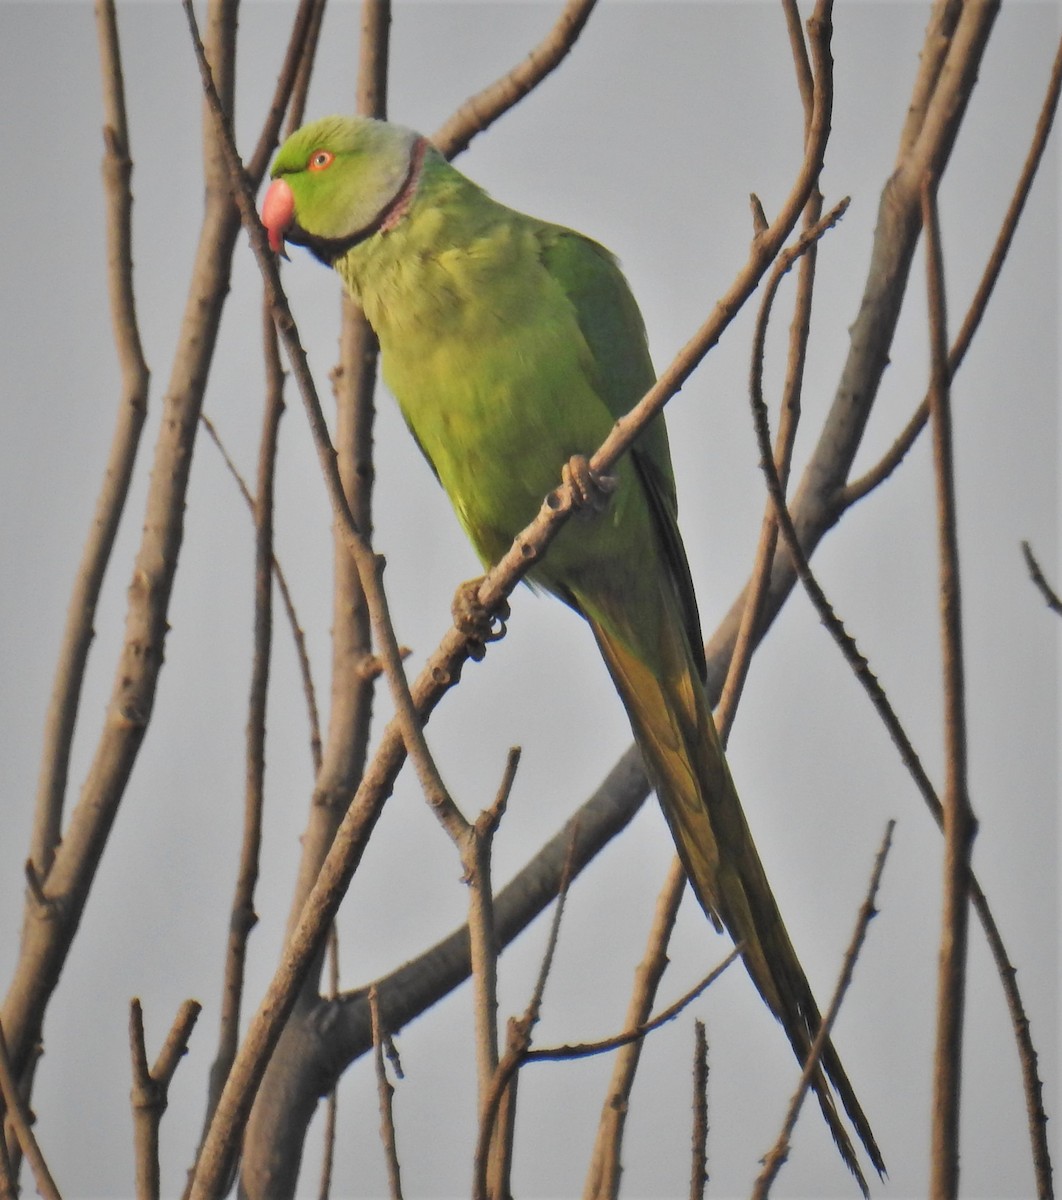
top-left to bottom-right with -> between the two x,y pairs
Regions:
261,177 -> 295,256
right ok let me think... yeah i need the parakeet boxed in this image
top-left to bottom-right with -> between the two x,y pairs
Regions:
262,115 -> 883,1187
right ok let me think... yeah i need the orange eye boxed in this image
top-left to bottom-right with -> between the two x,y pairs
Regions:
308,149 -> 334,172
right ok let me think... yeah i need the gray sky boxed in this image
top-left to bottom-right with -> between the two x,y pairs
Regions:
0,2 -> 1058,1197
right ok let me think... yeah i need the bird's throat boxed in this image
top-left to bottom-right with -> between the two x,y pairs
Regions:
378,136 -> 429,233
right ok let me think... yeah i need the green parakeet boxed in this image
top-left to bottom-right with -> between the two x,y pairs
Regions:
262,116 -> 883,1187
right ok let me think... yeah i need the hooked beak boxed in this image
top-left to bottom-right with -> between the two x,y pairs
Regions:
261,177 -> 294,258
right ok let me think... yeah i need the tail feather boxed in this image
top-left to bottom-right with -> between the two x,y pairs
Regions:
582,585 -> 885,1190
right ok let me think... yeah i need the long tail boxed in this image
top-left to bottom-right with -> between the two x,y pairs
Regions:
582,583 -> 885,1191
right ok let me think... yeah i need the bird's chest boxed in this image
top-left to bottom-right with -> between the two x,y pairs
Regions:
353,242 -> 608,564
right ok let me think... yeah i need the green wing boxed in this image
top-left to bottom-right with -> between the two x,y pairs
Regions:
538,227 -> 706,675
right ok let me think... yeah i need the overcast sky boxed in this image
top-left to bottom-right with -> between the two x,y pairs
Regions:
0,2 -> 1058,1198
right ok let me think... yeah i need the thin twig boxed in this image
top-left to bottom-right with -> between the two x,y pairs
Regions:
201,300 -> 286,1147
923,179 -> 977,1200
287,0 -> 327,135
0,1022 -> 61,1200
31,0 -> 152,879
690,1020 -> 709,1200
244,0 -> 321,184
0,1119 -> 15,1200
316,925 -> 341,1200
586,856 -> 684,1200
356,0 -> 390,122
1021,541 -> 1062,616
130,998 -> 202,1200
753,822 -> 894,1199
198,413 -> 323,768
369,987 -> 403,1200
839,28 -> 1062,510
780,0 -> 814,118
473,832 -> 579,1200
528,948 -> 740,1065
468,748 -> 522,1113
715,190 -> 833,730
432,0 -> 599,159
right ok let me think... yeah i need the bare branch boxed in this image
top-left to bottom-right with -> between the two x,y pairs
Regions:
198,413 -> 323,769
0,1021 -> 61,1200
0,1121 -> 15,1200
923,179 -> 977,1200
583,857 -> 686,1200
130,998 -> 202,1200
2,0 -> 244,1122
741,134 -> 1051,1200
244,0 -> 323,184
690,1020 -> 709,1200
840,28 -> 1062,509
31,0 -> 151,879
1022,541 -> 1062,616
356,0 -> 391,122
716,193 -> 839,730
287,0 -> 328,136
530,948 -> 740,1065
369,987 -> 403,1200
473,833 -> 579,1200
467,748 -> 521,1115
316,926 -> 341,1200
199,301 -> 287,1149
432,0 -> 599,160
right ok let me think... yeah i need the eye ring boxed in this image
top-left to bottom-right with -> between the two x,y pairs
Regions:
308,149 -> 334,172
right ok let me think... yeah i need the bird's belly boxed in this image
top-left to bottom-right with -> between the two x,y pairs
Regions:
384,346 -> 632,586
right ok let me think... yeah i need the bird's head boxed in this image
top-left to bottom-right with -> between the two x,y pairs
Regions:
261,116 -> 427,263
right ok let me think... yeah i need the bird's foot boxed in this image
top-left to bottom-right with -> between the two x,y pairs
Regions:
452,577 -> 510,661
562,454 -> 617,515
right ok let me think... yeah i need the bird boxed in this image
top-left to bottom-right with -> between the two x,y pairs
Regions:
261,115 -> 883,1189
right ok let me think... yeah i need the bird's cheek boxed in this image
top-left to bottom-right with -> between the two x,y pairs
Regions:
261,177 -> 295,254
